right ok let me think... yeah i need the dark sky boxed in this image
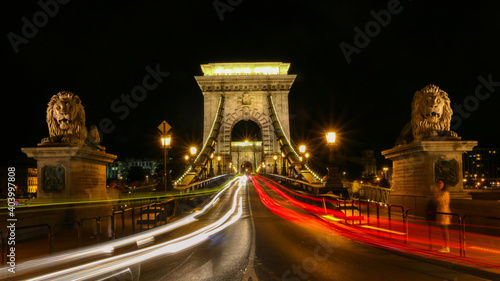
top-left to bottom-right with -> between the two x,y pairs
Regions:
2,0 -> 499,167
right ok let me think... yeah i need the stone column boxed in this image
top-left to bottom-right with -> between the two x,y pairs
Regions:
382,140 -> 477,209
22,146 -> 117,202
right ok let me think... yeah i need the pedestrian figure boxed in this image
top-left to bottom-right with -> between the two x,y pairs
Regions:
434,179 -> 451,252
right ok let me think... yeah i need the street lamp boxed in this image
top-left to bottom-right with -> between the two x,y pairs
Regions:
262,162 -> 266,174
281,152 -> 287,176
299,145 -> 306,167
383,167 -> 388,179
305,152 -> 310,165
189,146 -> 197,172
209,153 -> 215,177
273,154 -> 278,174
299,145 -> 306,154
325,132 -> 342,189
217,155 -> 222,175
161,134 -> 172,191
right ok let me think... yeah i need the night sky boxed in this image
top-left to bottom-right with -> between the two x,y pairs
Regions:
2,1 -> 499,167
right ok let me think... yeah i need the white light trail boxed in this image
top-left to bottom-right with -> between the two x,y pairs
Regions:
24,177 -> 245,281
1,177 -> 241,278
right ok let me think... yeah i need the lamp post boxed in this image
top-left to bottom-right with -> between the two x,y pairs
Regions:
325,132 -> 342,189
184,155 -> 190,170
217,155 -> 222,175
161,134 -> 172,191
305,153 -> 310,165
299,145 -> 307,168
299,145 -> 306,156
383,167 -> 388,179
209,153 -> 215,177
281,152 -> 287,176
273,154 -> 278,174
190,147 -> 197,171
262,162 -> 266,174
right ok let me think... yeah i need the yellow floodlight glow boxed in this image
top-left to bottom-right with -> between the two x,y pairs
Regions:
201,62 -> 290,76
190,147 -> 197,156
161,134 -> 172,148
299,145 -> 306,153
326,132 -> 336,144
213,66 -> 280,75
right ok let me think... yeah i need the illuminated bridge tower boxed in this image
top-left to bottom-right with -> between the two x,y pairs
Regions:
195,62 -> 296,173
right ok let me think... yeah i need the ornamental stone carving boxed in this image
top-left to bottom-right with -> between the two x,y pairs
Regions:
396,85 -> 460,145
41,91 -> 103,149
43,165 -> 65,192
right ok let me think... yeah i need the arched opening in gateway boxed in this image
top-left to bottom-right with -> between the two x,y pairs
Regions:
241,161 -> 253,174
231,120 -> 262,175
231,120 -> 262,141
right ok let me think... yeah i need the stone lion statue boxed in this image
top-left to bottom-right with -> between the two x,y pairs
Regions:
396,85 -> 459,145
41,91 -> 101,148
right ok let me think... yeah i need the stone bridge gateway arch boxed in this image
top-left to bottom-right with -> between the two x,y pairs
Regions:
195,62 -> 295,175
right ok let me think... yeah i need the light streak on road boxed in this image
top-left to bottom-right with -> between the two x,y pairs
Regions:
24,177 -> 245,281
251,175 -> 500,270
1,177 -> 242,280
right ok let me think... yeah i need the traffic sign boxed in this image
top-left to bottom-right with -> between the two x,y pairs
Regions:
158,120 -> 171,134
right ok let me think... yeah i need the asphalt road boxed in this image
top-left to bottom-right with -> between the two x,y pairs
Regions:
135,176 -> 491,281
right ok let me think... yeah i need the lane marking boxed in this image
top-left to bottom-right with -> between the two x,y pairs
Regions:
242,177 -> 259,281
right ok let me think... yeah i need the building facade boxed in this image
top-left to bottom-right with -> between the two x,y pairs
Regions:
107,159 -> 162,180
463,148 -> 500,188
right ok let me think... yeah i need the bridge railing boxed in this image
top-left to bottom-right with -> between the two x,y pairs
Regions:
175,174 -> 230,193
265,174 -> 330,196
344,181 -> 391,204
342,199 -> 500,258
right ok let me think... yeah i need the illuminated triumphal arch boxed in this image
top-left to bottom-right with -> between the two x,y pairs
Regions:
195,62 -> 296,173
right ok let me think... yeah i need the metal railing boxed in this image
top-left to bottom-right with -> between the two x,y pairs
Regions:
259,177 -> 499,259
266,174 -> 332,196
344,181 -> 391,204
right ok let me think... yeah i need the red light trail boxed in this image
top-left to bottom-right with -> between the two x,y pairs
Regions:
250,175 -> 500,270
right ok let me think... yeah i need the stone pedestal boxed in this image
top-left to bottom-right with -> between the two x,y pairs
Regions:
21,146 -> 117,202
382,140 -> 477,208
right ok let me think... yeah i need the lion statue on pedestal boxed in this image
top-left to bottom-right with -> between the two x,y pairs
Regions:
41,91 -> 102,149
396,85 -> 460,145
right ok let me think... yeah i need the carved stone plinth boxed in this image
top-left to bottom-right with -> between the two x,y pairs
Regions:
382,140 -> 477,200
22,146 -> 117,202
